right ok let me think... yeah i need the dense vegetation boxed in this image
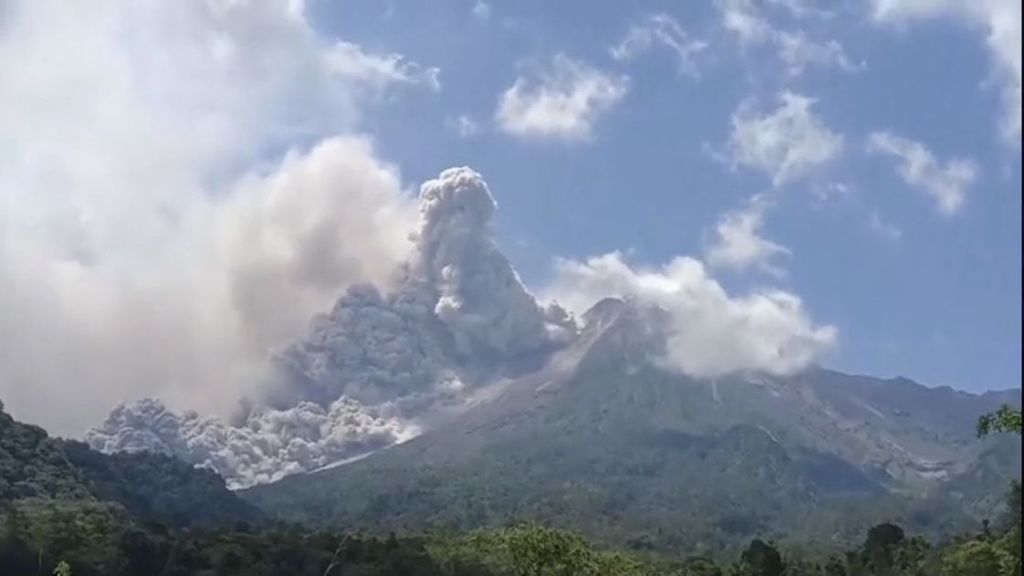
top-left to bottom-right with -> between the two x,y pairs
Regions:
244,360 -> 1020,554
246,421 -> 1007,555
2,400 -> 1021,574
1,506 -> 1021,575
0,400 -> 260,531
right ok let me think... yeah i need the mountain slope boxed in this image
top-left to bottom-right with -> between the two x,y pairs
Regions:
244,299 -> 1021,552
0,400 -> 262,528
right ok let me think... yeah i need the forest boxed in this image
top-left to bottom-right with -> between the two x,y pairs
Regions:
1,401 -> 1021,575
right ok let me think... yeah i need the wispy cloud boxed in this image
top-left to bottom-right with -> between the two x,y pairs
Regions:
472,1 -> 491,21
716,0 -> 860,76
867,132 -> 977,216
495,55 -> 628,141
610,13 -> 708,77
728,92 -> 844,186
325,41 -> 441,92
871,0 -> 1021,141
706,195 -> 791,275
447,115 -> 481,138
868,210 -> 904,241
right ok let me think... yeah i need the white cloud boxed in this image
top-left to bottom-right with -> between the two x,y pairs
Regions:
213,138 -> 418,355
706,195 -> 791,274
728,91 -> 844,186
0,0 -> 431,435
610,13 -> 708,77
717,0 -> 774,43
472,1 -> 491,21
767,0 -> 835,19
495,55 -> 629,141
774,30 -> 859,76
868,210 -> 904,241
867,131 -> 977,215
447,114 -> 481,138
871,0 -> 1021,141
810,181 -> 856,207
716,0 -> 858,76
546,253 -> 836,378
324,41 -> 441,92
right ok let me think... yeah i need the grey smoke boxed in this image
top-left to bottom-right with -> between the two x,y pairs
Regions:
0,0 -> 432,435
87,167 -> 835,489
413,167 -> 576,358
89,168 -> 577,487
87,397 -> 415,489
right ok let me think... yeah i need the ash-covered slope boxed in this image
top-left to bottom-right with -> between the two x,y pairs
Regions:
243,298 -> 1021,550
87,168 -> 577,489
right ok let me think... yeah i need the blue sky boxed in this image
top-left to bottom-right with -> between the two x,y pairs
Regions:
0,0 -> 1019,434
300,0 -> 1021,393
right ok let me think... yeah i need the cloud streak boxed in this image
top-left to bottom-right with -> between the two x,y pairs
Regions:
495,55 -> 628,141
716,0 -> 859,77
610,13 -> 708,77
867,131 -> 977,216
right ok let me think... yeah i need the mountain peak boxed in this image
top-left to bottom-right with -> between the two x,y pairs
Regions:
581,297 -> 628,328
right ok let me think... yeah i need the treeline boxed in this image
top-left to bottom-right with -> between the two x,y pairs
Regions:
0,400 -> 263,529
1,485 -> 1020,576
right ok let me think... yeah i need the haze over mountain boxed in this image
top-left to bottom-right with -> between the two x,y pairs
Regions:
241,296 -> 1020,549
78,167 -> 1021,553
87,167 -> 839,489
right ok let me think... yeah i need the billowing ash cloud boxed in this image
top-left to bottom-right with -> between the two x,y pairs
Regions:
412,168 -> 576,358
274,168 -> 576,408
0,0 -> 431,435
273,282 -> 459,410
87,397 -> 416,489
89,168 -> 576,487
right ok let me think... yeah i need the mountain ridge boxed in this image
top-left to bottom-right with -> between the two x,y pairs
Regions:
242,298 -> 1021,552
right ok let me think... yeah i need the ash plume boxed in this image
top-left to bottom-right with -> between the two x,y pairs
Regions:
89,168 -> 577,486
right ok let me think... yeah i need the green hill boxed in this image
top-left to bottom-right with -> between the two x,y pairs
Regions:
0,399 -> 262,529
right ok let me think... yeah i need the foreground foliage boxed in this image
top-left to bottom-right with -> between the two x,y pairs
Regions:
0,401 -> 262,529
1,502 -> 1020,576
2,400 -> 1021,574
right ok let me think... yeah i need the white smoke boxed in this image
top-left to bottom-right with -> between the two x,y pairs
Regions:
213,138 -> 417,358
88,168 -> 576,487
87,397 -> 416,489
0,0 -> 429,434
547,252 -> 836,378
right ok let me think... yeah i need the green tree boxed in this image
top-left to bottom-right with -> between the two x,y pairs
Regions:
977,405 -> 1023,437
998,482 -> 1022,576
478,524 -> 597,576
738,539 -> 785,576
681,555 -> 722,576
977,404 -> 1022,576
823,555 -> 846,576
941,540 -> 1014,576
